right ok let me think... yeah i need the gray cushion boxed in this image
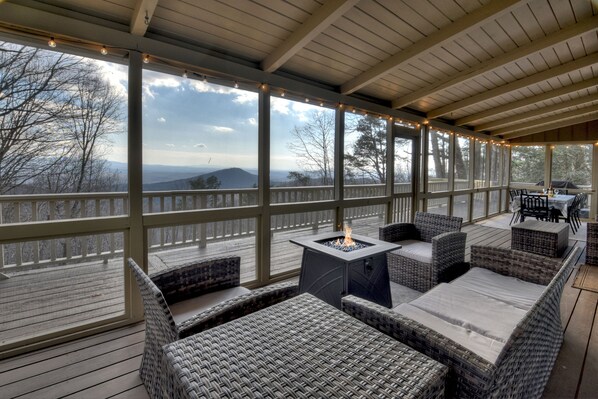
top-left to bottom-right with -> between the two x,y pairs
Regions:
392,239 -> 433,263
169,286 -> 250,324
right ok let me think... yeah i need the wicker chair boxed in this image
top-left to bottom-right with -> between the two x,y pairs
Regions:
379,212 -> 466,292
342,246 -> 582,398
587,219 -> 598,266
128,257 -> 299,399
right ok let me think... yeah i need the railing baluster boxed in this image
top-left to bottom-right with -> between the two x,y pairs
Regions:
15,202 -> 22,267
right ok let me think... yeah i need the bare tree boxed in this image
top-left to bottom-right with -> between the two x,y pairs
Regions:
0,43 -> 80,194
287,111 -> 334,185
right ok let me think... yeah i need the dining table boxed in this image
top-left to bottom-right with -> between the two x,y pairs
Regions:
511,193 -> 576,218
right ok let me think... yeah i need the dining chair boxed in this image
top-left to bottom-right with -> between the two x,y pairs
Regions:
520,194 -> 550,222
509,189 -> 521,225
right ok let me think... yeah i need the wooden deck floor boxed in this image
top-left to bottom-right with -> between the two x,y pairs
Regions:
1,215 -> 596,398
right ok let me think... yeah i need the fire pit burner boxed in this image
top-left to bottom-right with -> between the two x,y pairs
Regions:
319,238 -> 371,252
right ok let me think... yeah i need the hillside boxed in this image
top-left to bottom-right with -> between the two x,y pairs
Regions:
143,167 -> 258,191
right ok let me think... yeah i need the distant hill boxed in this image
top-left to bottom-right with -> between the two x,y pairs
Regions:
143,167 -> 258,191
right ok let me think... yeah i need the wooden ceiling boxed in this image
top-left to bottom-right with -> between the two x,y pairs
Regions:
1,0 -> 597,140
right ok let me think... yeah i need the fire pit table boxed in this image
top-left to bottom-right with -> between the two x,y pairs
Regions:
291,230 -> 400,308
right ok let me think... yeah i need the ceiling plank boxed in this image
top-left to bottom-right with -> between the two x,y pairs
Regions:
455,76 -> 598,126
427,52 -> 598,119
502,110 -> 598,139
339,0 -> 525,95
130,0 -> 158,36
261,0 -> 359,73
392,14 -> 598,109
481,93 -> 598,132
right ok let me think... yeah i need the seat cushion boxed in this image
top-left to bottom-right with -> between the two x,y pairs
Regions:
392,240 -> 433,263
450,267 -> 545,310
169,286 -> 250,325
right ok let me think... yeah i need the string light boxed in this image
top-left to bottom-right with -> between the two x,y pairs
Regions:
319,101 -> 324,107
280,91 -> 285,97
48,37 -> 57,48
260,83 -> 267,91
234,81 -> 239,89
352,108 -> 356,113
100,46 -> 108,55
143,54 -> 150,63
338,103 -> 344,109
182,70 -> 188,78
203,75 -> 208,83
305,98 -> 309,103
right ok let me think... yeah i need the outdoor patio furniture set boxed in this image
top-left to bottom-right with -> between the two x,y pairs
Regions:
130,212 -> 576,398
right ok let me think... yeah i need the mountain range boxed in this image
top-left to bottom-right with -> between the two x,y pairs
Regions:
143,167 -> 258,191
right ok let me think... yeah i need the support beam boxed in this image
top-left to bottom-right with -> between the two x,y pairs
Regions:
456,77 -> 598,126
482,93 -> 598,133
340,0 -> 524,95
130,0 -> 158,36
392,14 -> 598,109
502,112 -> 598,140
496,106 -> 598,136
261,0 -> 358,73
427,52 -> 598,119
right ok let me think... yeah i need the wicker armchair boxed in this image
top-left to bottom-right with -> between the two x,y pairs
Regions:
128,257 -> 299,399
379,212 -> 466,292
342,246 -> 581,398
587,220 -> 598,265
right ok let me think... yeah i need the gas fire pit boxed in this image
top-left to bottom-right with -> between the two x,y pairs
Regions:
290,227 -> 400,309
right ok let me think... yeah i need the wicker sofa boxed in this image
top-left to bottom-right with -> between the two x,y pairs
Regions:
342,245 -> 581,398
379,212 -> 467,292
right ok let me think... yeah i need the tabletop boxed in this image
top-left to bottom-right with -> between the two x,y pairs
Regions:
162,293 -> 447,399
512,194 -> 576,215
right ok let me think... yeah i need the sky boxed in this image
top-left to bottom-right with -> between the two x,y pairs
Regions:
95,59 -> 340,172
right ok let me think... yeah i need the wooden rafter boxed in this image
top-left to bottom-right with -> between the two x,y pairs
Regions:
339,0 -> 524,95
427,52 -> 598,119
261,0 -> 359,73
130,0 -> 158,36
456,77 -> 598,126
392,14 -> 598,110
502,111 -> 598,140
482,93 -> 598,133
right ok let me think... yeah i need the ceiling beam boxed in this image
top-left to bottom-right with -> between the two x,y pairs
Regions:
261,0 -> 359,73
392,14 -> 598,109
339,0 -> 525,95
481,93 -> 598,132
502,110 -> 598,140
427,52 -> 598,119
130,0 -> 158,36
455,76 -> 598,126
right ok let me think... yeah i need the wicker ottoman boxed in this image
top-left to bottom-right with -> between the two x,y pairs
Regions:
511,220 -> 569,257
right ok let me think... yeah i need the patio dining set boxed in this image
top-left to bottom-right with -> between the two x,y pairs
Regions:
129,211 -> 593,399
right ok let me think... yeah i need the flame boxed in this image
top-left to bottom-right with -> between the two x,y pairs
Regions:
343,225 -> 355,247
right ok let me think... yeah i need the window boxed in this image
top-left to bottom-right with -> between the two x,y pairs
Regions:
428,129 -> 450,192
270,97 -> 335,203
454,135 -> 471,190
394,137 -> 412,194
551,144 -> 592,189
474,141 -> 487,188
510,146 -> 545,185
344,113 -> 387,198
142,70 -> 258,208
489,143 -> 501,187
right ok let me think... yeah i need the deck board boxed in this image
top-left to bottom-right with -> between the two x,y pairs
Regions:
0,214 -> 596,398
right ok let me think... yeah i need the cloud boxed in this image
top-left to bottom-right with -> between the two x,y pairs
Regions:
142,70 -> 182,99
194,143 -> 207,149
213,126 -> 234,133
247,117 -> 257,126
233,91 -> 258,104
189,80 -> 235,94
157,117 -> 166,123
271,97 -> 290,115
92,60 -> 128,98
165,143 -> 175,148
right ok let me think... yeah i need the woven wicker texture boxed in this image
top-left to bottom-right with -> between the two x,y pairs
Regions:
162,294 -> 448,399
342,246 -> 581,399
511,221 -> 569,258
587,222 -> 598,266
380,212 -> 465,292
128,258 -> 299,399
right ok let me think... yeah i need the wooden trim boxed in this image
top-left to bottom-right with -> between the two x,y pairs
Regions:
484,94 -> 598,133
261,0 -> 358,72
428,52 -> 598,119
392,14 -> 598,109
335,109 -> 345,230
340,0 -> 524,95
258,86 -> 271,284
456,77 -> 598,126
130,0 -> 158,36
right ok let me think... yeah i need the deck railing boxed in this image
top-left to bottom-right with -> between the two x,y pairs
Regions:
0,184 -> 411,269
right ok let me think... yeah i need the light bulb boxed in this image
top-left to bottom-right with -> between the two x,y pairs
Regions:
48,37 -> 56,48
203,76 -> 208,83
100,46 -> 108,55
143,54 -> 150,64
234,81 -> 239,89
305,98 -> 309,103
280,91 -> 285,97
182,70 -> 188,78
319,102 -> 324,107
